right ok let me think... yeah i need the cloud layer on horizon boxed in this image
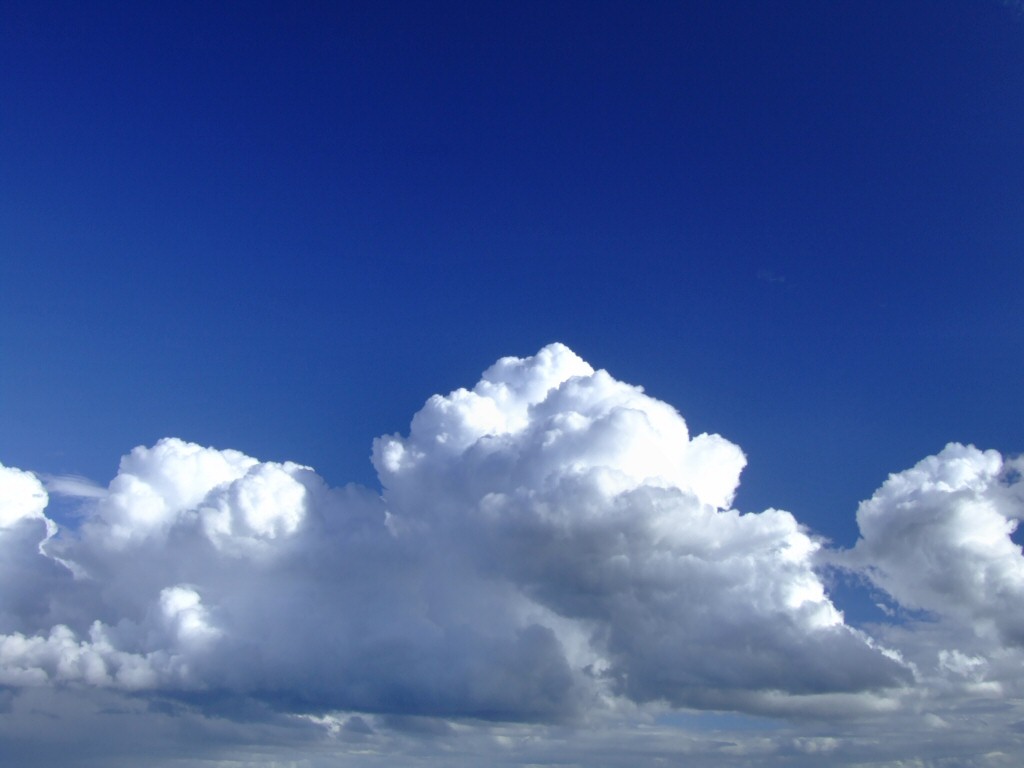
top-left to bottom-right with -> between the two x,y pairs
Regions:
1,343 -> 1022,766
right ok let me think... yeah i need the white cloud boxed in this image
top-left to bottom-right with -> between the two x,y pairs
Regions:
0,462 -> 49,529
38,474 -> 107,500
843,443 -> 1024,645
89,438 -> 261,546
373,344 -> 906,709
373,344 -> 746,510
829,441 -> 1024,748
1,345 -> 1022,765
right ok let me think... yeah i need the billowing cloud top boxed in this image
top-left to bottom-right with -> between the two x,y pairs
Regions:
1,344 -> 1023,764
374,343 -> 745,509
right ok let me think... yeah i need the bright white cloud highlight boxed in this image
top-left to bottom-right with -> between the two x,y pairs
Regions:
0,462 -> 49,530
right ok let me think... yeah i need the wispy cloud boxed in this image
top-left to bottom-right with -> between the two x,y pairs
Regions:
38,474 -> 107,499
756,268 -> 788,285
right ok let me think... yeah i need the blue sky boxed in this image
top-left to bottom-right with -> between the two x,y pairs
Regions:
2,2 -> 1024,766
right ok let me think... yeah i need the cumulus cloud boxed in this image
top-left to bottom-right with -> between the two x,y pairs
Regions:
844,443 -> 1024,644
832,442 -> 1024,731
373,344 -> 907,709
1,344 -> 1023,765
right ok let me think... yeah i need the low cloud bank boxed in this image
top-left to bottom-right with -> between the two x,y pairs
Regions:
1,344 -> 1022,763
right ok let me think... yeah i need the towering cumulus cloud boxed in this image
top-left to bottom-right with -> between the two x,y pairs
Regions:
1,344 -> 1022,765
373,344 -> 907,711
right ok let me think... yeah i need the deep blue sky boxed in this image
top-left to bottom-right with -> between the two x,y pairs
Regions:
3,0 -> 1022,547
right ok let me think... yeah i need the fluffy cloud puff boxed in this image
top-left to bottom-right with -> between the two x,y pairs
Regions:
1,344 -> 1022,758
846,443 -> 1024,644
